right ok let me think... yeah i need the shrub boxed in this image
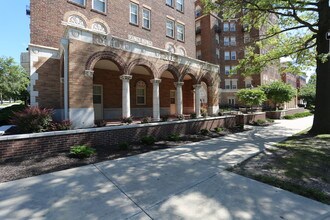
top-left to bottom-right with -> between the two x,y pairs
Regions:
10,106 -> 53,133
141,116 -> 152,124
161,115 -> 169,122
49,120 -> 72,131
177,114 -> 184,120
190,113 -> 197,119
70,145 -> 96,158
261,81 -> 296,110
141,136 -> 156,145
214,127 -> 223,133
0,104 -> 25,126
122,116 -> 133,124
95,119 -> 107,127
168,133 -> 180,141
118,142 -> 129,151
256,119 -> 267,125
236,88 -> 266,110
283,112 -> 313,119
200,129 -> 209,136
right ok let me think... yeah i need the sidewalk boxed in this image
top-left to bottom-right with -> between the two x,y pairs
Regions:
0,116 -> 329,219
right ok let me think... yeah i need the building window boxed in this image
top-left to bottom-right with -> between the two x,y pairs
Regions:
166,19 -> 175,38
230,36 -> 236,46
224,51 -> 230,60
225,66 -> 230,75
244,33 -> 250,43
215,34 -> 220,44
177,23 -> 185,41
225,79 -> 238,90
195,6 -> 202,17
142,8 -> 151,29
69,0 -> 85,6
177,0 -> 184,12
231,51 -> 237,60
196,35 -> 201,45
93,0 -> 106,13
166,0 -> 173,7
230,22 -> 236,31
197,50 -> 202,59
216,49 -> 220,59
224,37 -> 230,46
223,22 -> 229,32
130,3 -> 139,25
228,98 -> 235,105
136,81 -> 146,105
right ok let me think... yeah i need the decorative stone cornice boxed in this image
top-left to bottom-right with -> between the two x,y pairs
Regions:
84,70 -> 94,78
120,75 -> 133,81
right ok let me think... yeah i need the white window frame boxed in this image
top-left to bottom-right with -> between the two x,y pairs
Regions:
230,22 -> 236,31
224,51 -> 230,60
176,0 -> 184,12
223,22 -> 229,32
228,98 -> 236,105
136,81 -> 146,105
224,37 -> 230,46
130,3 -> 139,25
225,66 -> 231,75
166,0 -> 173,7
69,0 -> 86,6
166,19 -> 175,38
231,51 -> 237,60
142,8 -> 151,29
230,36 -> 236,46
177,23 -> 185,42
93,0 -> 106,13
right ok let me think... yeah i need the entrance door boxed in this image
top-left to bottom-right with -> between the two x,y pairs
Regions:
93,85 -> 103,120
170,90 -> 176,115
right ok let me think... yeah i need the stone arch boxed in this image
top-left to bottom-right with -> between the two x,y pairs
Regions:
89,18 -> 110,34
85,51 -> 126,72
125,58 -> 158,78
176,46 -> 186,56
63,11 -> 88,28
197,72 -> 214,87
158,64 -> 180,81
179,66 -> 198,84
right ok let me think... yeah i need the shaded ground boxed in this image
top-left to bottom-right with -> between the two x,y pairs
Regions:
0,128 -> 245,183
229,133 -> 330,205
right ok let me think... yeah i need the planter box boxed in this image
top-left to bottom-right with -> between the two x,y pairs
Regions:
266,108 -> 306,119
236,112 -> 266,125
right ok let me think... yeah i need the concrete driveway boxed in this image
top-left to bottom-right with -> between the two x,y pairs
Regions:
0,116 -> 329,220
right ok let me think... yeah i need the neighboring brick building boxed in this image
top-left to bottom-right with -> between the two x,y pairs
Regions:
22,0 -> 220,128
195,1 -> 280,106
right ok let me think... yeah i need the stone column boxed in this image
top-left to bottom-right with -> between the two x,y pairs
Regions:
151,79 -> 162,121
193,84 -> 202,118
120,75 -> 133,118
174,82 -> 184,115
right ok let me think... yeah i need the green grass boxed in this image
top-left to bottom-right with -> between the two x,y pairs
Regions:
283,111 -> 313,119
231,133 -> 330,204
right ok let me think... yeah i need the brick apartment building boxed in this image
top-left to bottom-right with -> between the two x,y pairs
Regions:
22,0 -> 220,128
195,0 -> 281,107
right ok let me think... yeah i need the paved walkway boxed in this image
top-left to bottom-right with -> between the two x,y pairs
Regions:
0,116 -> 329,220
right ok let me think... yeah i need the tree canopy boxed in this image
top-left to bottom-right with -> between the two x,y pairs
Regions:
261,81 -> 296,109
237,88 -> 266,108
202,0 -> 330,134
0,57 -> 29,104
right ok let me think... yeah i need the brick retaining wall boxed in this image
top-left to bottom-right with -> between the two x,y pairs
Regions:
236,112 -> 266,125
0,116 -> 237,161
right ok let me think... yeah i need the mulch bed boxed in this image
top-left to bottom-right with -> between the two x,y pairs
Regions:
0,127 -> 247,183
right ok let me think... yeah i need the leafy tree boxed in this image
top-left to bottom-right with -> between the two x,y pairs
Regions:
237,88 -> 266,111
299,74 -> 316,109
0,57 -> 29,104
202,0 -> 330,134
261,81 -> 296,110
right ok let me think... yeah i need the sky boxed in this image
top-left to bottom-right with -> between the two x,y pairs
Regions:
0,0 -> 30,64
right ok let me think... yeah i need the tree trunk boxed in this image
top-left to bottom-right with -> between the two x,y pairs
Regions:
310,1 -> 330,134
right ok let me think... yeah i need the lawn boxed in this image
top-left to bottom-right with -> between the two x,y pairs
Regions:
229,132 -> 330,204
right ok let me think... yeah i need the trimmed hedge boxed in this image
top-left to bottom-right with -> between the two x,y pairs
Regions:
283,112 -> 313,119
